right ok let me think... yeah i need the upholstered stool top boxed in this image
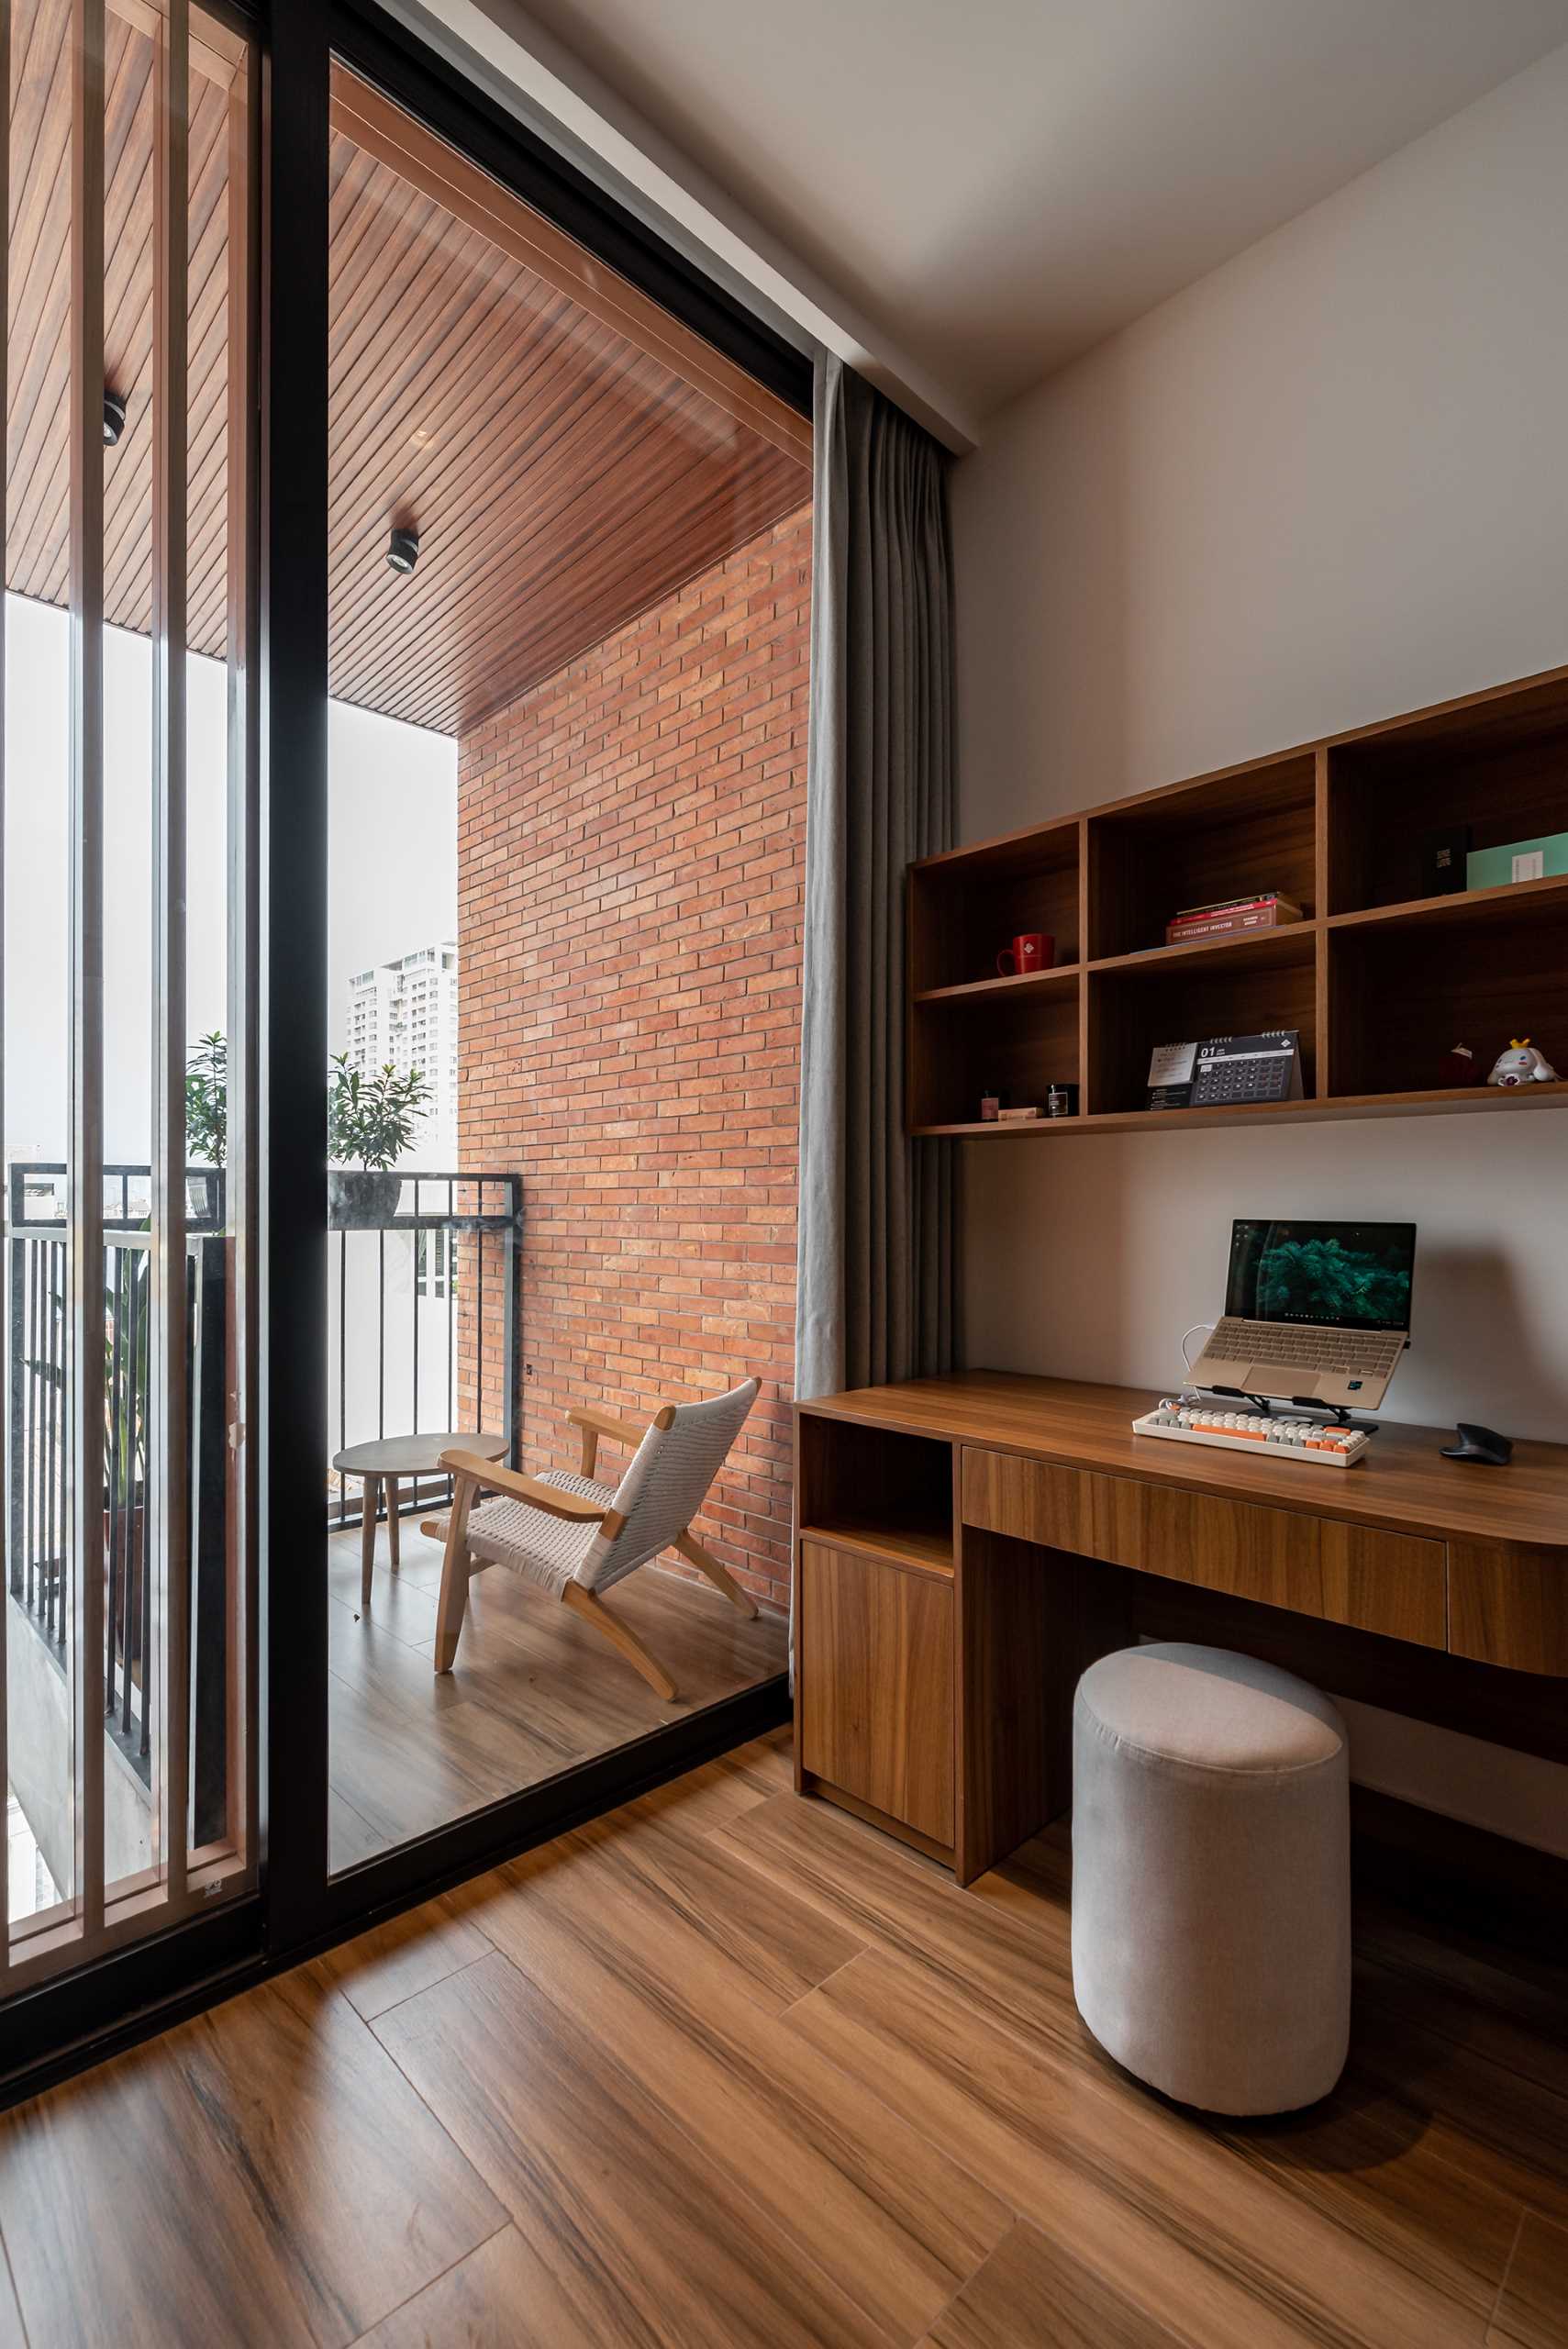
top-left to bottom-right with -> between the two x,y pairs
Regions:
1077,1642 -> 1345,1776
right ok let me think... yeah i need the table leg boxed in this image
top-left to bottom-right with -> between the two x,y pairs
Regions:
361,1475 -> 380,1609
386,1475 -> 401,1569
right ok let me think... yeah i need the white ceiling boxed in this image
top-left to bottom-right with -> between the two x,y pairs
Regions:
478,0 -> 1568,418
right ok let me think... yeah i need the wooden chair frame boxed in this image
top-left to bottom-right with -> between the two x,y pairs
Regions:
427,1398 -> 759,1698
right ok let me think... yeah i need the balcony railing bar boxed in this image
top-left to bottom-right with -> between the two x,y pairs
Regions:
328,1171 -> 519,1534
7,1167 -> 520,1809
12,1164 -> 224,1235
377,1224 -> 385,1442
445,1177 -> 455,1448
6,1165 -> 229,1809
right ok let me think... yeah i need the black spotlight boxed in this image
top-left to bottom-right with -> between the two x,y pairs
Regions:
386,526 -> 420,575
103,391 -> 128,446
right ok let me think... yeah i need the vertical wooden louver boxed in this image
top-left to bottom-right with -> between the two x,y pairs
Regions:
150,0 -> 189,1911
222,25 -> 259,1883
0,0 -> 11,1976
3,0 -> 256,1993
68,0 -> 109,1953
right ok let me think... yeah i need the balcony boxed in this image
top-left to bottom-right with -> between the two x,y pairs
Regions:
5,1163 -> 522,1903
6,1154 -> 786,1886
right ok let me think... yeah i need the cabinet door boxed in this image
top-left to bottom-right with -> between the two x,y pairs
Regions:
798,1541 -> 954,1846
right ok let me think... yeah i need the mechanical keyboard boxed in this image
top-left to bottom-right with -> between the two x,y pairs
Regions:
1131,1402 -> 1372,1467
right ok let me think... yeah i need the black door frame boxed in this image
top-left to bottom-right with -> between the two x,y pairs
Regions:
2,0 -> 802,2106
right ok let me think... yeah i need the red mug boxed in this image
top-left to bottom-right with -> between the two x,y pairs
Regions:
996,932 -> 1054,976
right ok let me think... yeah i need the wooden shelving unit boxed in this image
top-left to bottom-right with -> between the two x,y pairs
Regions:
910,662 -> 1568,1137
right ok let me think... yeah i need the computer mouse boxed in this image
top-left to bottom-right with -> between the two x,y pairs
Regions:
1440,1423 -> 1513,1466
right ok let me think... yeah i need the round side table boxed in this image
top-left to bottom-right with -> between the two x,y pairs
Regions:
333,1431 -> 508,1608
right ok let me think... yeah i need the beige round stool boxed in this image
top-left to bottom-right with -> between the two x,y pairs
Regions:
1071,1642 -> 1351,2115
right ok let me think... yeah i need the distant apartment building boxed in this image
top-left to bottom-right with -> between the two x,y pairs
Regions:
345,941 -> 459,1153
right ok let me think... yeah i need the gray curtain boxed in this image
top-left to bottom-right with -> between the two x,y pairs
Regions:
795,354 -> 956,1402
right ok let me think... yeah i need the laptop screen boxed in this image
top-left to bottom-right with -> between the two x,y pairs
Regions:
1226,1219 -> 1416,1335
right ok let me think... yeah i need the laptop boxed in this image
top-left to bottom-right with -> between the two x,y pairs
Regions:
1187,1218 -> 1416,1411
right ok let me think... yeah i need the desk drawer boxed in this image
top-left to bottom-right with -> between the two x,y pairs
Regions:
962,1448 -> 1445,1649
1449,1541 -> 1568,1676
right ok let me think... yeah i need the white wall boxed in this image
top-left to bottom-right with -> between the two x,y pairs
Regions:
957,40 -> 1568,828
951,42 -> 1568,1853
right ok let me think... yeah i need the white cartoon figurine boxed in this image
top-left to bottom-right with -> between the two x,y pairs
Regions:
1487,1038 -> 1560,1086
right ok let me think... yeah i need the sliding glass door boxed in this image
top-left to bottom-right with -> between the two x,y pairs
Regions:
2,0 -> 258,1996
318,48 -> 806,1882
1,0 -> 806,2070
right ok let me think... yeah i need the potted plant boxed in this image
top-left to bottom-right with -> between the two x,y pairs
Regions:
185,1031 -> 228,1165
327,1054 -> 431,1228
184,1031 -> 228,1225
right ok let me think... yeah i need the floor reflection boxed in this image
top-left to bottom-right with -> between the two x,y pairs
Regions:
328,1522 -> 787,1870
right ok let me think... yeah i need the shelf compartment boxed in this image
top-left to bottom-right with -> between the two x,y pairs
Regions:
1085,753 -> 1317,962
1327,886 -> 1568,1102
795,1416 -> 954,1575
1326,671 -> 1568,915
909,977 -> 1080,1130
910,818 -> 1080,992
1087,925 -> 1317,1117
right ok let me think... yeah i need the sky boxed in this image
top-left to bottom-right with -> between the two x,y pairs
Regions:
327,696 -> 458,1051
4,592 -> 456,1166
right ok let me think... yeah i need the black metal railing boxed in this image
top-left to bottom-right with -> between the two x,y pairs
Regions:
329,1171 -> 521,1530
5,1163 -> 521,1822
6,1165 -> 226,1797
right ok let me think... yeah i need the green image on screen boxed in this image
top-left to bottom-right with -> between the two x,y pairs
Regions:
1229,1220 -> 1416,1332
1258,1236 -> 1409,1325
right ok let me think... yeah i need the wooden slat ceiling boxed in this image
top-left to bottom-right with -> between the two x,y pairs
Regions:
324,72 -> 811,736
6,11 -> 812,737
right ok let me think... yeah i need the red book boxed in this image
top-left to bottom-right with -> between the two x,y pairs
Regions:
1169,892 -> 1301,930
1165,901 -> 1304,944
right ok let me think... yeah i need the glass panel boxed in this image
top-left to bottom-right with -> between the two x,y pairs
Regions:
325,67 -> 806,1873
6,0 -> 81,1934
2,0 -> 255,1985
181,6 -> 248,1876
100,0 -> 156,1904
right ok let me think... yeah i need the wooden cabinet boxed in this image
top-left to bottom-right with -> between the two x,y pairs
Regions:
907,660 -> 1568,1137
797,1540 -> 954,1851
961,1447 -> 1446,1649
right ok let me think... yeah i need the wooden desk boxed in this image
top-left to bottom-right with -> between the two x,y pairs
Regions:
794,1373 -> 1568,1884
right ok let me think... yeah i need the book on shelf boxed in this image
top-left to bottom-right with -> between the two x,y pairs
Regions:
1171,892 -> 1303,922
1165,893 -> 1303,944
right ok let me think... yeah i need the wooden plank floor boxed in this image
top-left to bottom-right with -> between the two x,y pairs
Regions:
327,1522 -> 788,1867
1,1730 -> 1566,2345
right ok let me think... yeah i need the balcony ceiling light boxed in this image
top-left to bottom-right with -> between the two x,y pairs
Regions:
103,390 -> 128,446
387,526 -> 420,575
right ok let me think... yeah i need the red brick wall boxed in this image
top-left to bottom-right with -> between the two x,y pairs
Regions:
456,506 -> 811,1609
